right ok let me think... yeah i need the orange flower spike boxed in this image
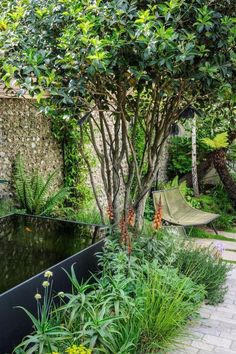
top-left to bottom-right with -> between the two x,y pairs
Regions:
123,224 -> 129,246
123,228 -> 128,246
119,217 -> 126,244
127,207 -> 135,227
128,245 -> 132,253
106,201 -> 114,221
127,232 -> 132,254
153,196 -> 162,230
119,217 -> 124,231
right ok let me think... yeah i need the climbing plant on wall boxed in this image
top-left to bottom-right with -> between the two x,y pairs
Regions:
46,107 -> 93,209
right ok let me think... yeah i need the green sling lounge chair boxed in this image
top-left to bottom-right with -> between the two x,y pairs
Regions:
153,188 -> 219,233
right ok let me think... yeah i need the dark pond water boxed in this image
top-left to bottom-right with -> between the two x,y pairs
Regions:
0,214 -> 103,294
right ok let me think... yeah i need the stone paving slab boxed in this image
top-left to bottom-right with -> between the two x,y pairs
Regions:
194,238 -> 236,262
205,228 -> 236,240
223,251 -> 236,262
169,267 -> 236,354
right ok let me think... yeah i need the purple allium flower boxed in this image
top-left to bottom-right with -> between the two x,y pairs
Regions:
214,242 -> 225,255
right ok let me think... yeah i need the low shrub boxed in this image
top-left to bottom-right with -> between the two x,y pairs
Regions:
173,243 -> 230,305
167,137 -> 192,178
167,136 -> 207,179
137,265 -> 205,352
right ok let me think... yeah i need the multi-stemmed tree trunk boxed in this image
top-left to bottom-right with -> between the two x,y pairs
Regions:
81,80 -> 188,229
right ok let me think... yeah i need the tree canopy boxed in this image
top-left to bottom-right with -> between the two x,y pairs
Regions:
0,0 -> 235,227
1,0 -> 235,97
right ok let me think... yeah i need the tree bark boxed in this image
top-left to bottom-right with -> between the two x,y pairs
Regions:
192,115 -> 199,196
183,130 -> 236,189
213,149 -> 236,207
135,193 -> 148,231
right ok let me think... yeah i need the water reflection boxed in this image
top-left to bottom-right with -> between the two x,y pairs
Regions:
0,215 -> 103,294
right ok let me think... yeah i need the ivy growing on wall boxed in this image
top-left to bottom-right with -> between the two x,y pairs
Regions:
45,108 -> 93,209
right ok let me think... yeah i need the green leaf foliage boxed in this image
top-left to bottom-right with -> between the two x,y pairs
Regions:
168,137 -> 193,176
173,243 -> 230,305
202,132 -> 229,150
0,0 -> 235,116
137,265 -> 205,352
193,184 -> 236,230
14,234 -> 207,353
14,156 -> 69,215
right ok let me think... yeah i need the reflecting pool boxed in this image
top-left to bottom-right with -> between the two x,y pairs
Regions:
0,214 -> 103,294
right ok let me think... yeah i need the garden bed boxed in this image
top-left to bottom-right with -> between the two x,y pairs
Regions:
13,230 -> 230,354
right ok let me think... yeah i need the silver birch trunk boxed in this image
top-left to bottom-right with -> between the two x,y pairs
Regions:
192,114 -> 199,196
135,193 -> 148,231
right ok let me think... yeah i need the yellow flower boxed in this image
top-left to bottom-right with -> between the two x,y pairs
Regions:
44,270 -> 53,278
42,280 -> 50,288
34,293 -> 42,301
65,345 -> 92,354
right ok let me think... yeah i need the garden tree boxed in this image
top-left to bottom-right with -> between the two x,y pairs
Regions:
182,102 -> 236,205
0,0 -> 236,228
203,131 -> 236,207
199,103 -> 236,203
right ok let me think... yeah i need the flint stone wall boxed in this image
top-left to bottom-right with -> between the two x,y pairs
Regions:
0,98 -> 63,199
0,98 -> 169,207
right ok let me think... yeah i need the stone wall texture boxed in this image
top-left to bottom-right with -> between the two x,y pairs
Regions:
0,98 -> 169,206
0,98 -> 63,199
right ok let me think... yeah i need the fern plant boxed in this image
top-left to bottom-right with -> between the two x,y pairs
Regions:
202,132 -> 229,150
14,156 -> 69,215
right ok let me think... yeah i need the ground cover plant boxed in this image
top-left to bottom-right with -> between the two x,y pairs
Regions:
75,206 -> 106,225
14,227 -> 230,354
136,266 -> 204,353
